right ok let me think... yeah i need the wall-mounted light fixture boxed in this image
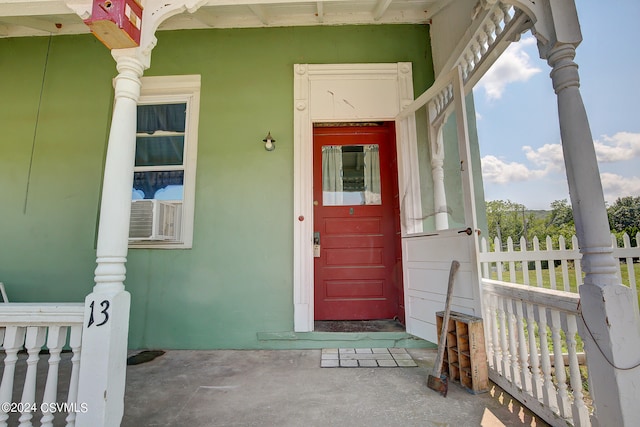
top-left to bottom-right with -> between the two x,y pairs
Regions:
262,132 -> 276,151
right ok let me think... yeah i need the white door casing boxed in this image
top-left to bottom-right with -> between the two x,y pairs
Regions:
293,63 -> 421,332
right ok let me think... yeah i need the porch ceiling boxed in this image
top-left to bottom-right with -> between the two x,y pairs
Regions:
0,0 -> 450,38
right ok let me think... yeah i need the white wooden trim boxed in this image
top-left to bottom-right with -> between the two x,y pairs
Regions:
452,65 -> 483,315
0,303 -> 84,325
292,63 -> 421,332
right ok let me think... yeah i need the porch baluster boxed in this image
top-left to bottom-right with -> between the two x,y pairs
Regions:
498,296 -> 510,379
490,294 -> 501,371
567,314 -> 590,425
537,307 -> 558,412
477,33 -> 487,56
491,8 -> 504,36
550,311 -> 570,417
65,325 -> 83,427
484,22 -> 495,46
40,326 -> 68,427
18,326 -> 46,427
0,327 -> 26,427
515,300 -> 532,393
499,3 -> 513,25
483,292 -> 495,369
505,299 -> 520,386
525,302 -> 542,400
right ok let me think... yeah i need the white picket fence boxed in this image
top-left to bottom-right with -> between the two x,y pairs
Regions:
479,233 -> 639,300
0,303 -> 84,427
479,233 -> 640,427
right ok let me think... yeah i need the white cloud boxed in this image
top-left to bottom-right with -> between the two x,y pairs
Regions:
481,155 -> 545,184
522,143 -> 565,174
594,132 -> 640,162
481,132 -> 640,203
600,173 -> 640,202
476,37 -> 542,101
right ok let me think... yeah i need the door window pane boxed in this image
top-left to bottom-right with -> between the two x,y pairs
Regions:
322,144 -> 381,206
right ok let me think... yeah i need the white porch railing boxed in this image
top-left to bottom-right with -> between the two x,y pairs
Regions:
483,279 -> 590,427
479,233 -> 640,426
0,303 -> 84,427
479,233 -> 639,309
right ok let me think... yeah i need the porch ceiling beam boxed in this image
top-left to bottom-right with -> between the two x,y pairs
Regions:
372,0 -> 393,21
0,16 -> 60,33
204,0 -> 356,6
192,8 -> 219,28
316,2 -> 324,22
424,0 -> 453,20
248,4 -> 268,24
0,0 -> 367,18
0,0 -> 79,17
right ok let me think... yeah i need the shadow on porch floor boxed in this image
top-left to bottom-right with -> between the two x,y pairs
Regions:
123,348 -> 549,427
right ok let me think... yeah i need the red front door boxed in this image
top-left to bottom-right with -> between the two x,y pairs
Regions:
313,123 -> 403,320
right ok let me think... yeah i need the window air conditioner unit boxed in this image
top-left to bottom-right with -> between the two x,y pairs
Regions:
129,199 -> 178,241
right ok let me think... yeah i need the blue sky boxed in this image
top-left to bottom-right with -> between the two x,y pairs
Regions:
473,1 -> 640,210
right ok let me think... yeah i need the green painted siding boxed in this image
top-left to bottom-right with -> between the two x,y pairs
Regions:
0,25 -> 484,349
0,36 -> 113,303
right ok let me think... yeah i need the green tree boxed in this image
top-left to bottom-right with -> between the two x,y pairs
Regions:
547,199 -> 574,228
486,200 -> 526,250
545,199 -> 576,246
608,196 -> 640,246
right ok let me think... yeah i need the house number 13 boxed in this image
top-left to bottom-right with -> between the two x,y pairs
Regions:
87,300 -> 110,327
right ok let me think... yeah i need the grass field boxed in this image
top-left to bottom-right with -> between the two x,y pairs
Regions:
487,261 -> 640,307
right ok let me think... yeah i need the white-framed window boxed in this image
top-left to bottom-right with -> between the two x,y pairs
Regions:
128,75 -> 201,249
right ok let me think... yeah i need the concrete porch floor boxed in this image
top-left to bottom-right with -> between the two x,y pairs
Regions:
123,349 -> 549,427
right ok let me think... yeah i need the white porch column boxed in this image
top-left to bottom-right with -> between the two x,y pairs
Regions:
428,103 -> 449,230
533,2 -> 640,424
75,50 -> 145,427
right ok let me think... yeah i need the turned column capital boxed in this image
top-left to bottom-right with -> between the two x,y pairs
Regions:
546,44 -> 580,95
111,51 -> 145,102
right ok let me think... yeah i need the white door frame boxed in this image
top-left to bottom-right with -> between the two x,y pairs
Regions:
292,63 -> 422,332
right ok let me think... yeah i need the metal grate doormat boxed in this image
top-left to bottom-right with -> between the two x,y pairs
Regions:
321,348 -> 417,368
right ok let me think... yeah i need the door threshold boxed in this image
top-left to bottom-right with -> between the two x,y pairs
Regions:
314,319 -> 405,333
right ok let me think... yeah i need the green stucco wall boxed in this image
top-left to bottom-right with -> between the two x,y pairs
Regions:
0,25 -> 484,349
0,35 -> 114,303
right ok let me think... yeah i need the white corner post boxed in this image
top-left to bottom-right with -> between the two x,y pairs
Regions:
75,50 -> 145,427
532,2 -> 640,425
428,103 -> 449,230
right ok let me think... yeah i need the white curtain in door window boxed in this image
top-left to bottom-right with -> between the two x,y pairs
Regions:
322,146 -> 343,205
364,144 -> 381,204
